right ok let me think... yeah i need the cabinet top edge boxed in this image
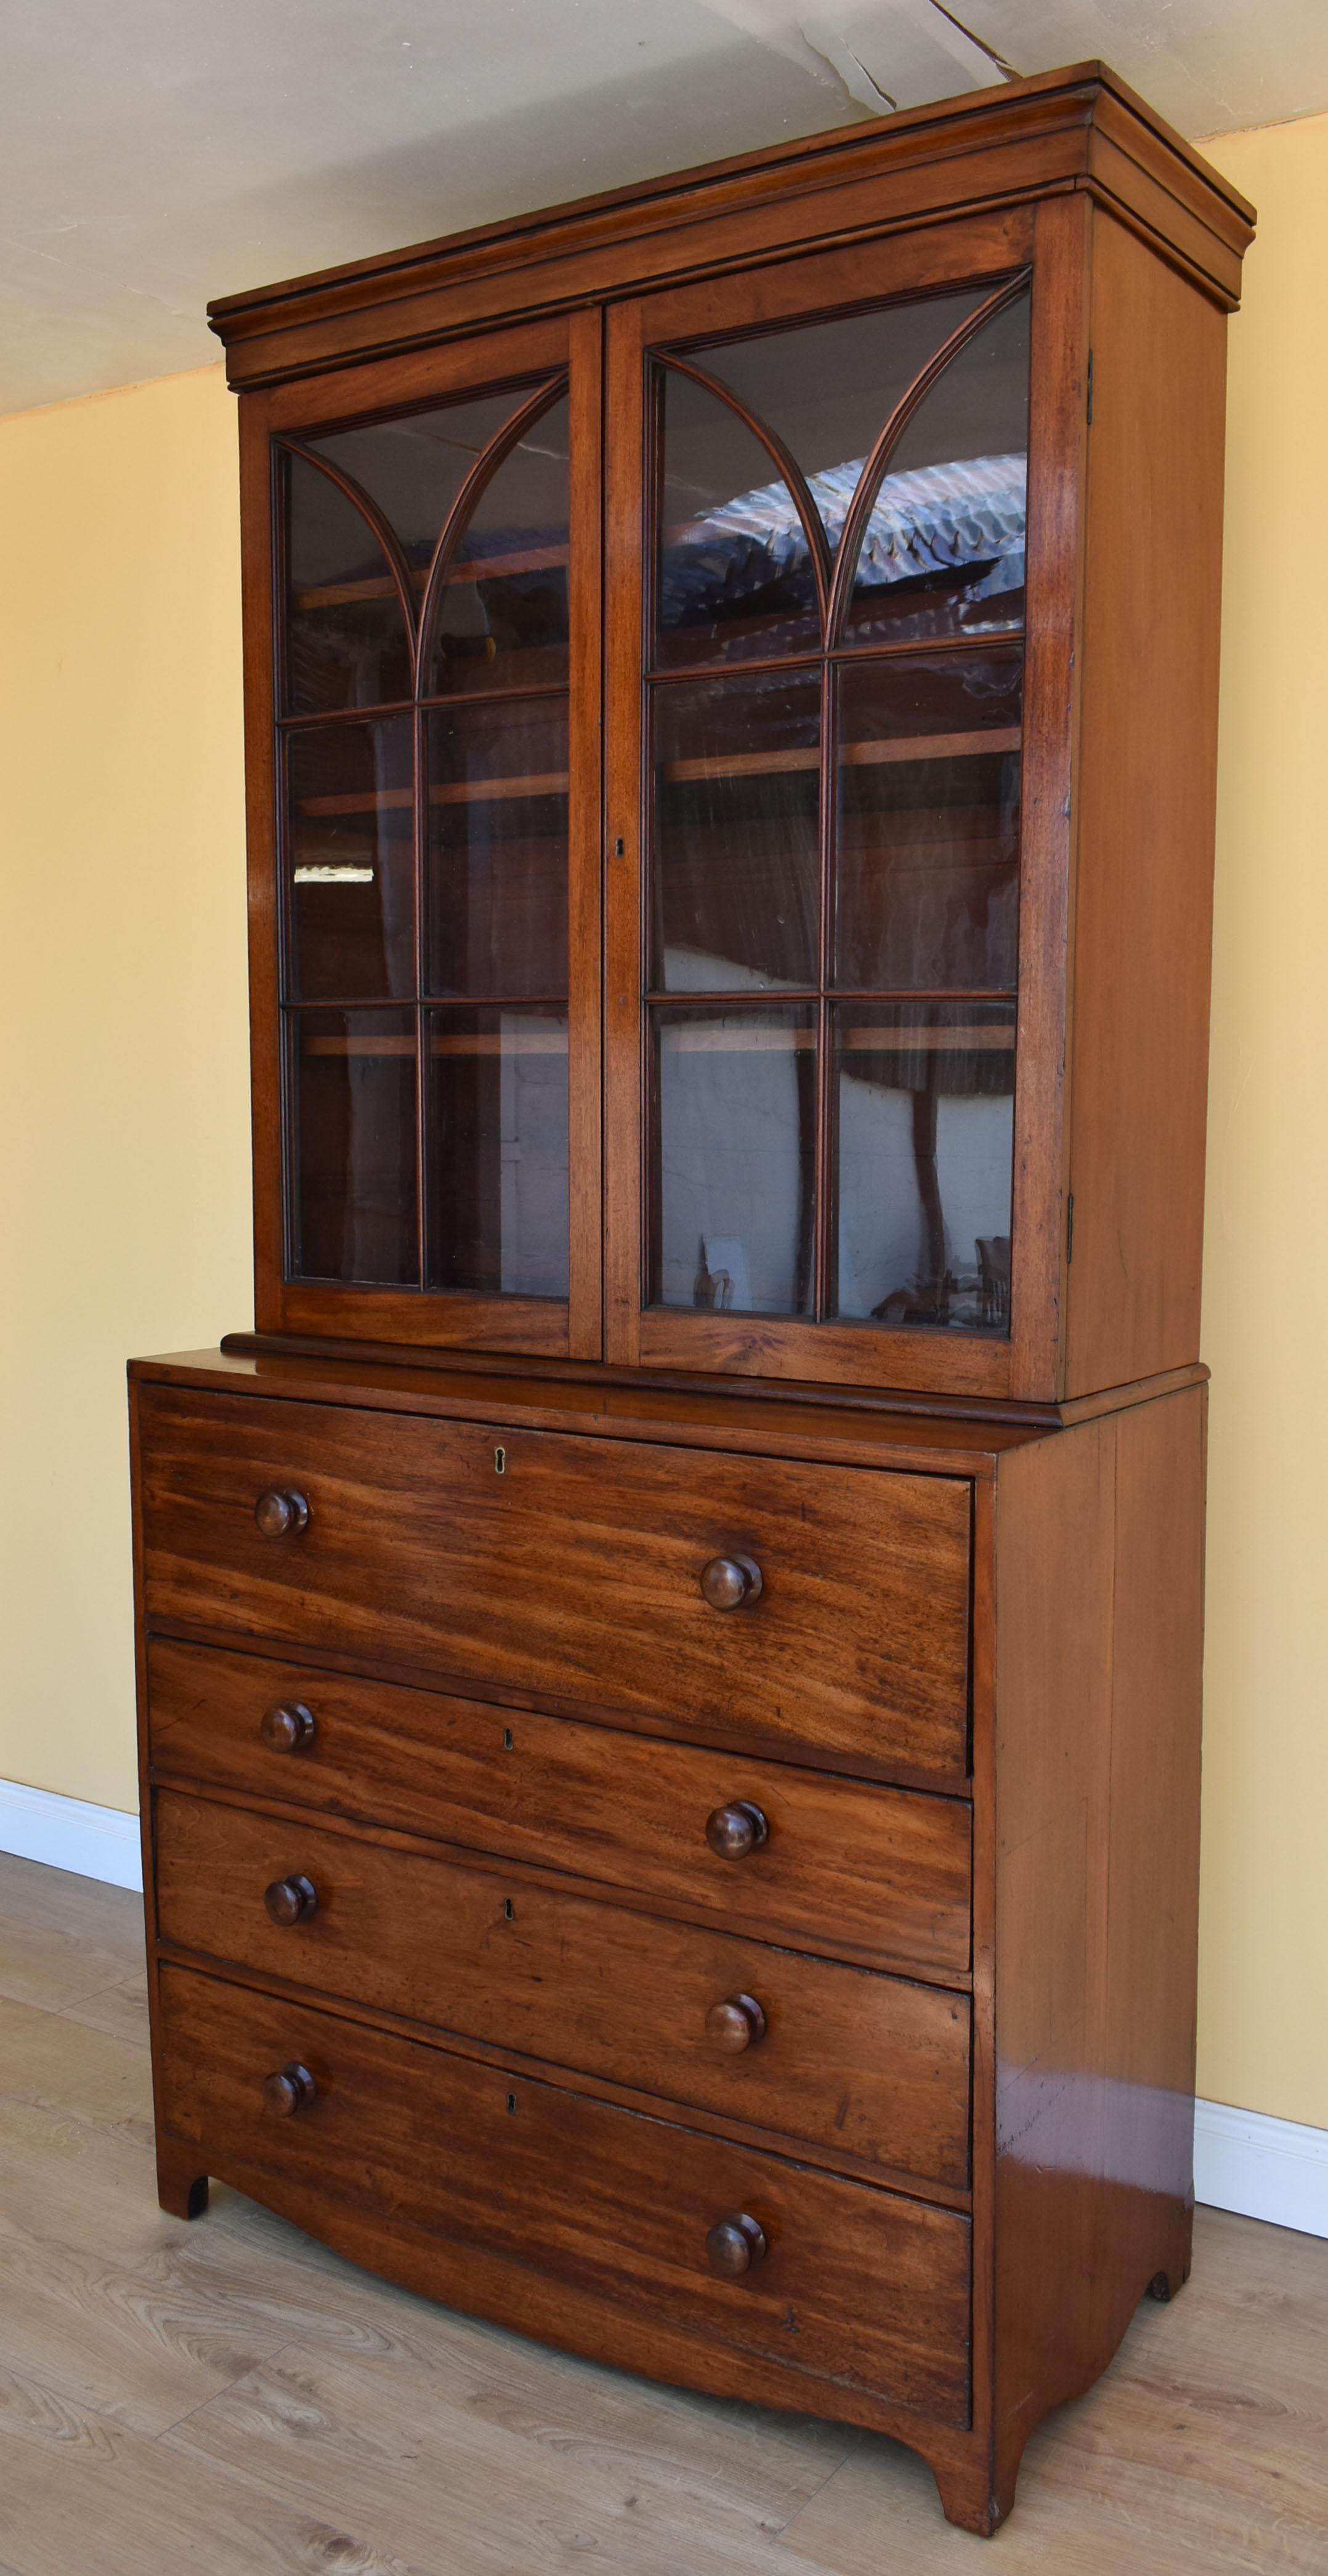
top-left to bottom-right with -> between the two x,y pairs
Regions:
127,1346 -> 1209,1472
206,60 -> 1255,384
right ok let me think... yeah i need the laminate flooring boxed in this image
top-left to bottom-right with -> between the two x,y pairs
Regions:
0,1848 -> 1324,2575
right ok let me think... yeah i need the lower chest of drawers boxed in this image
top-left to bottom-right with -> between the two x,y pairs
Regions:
136,1373 -> 979,2434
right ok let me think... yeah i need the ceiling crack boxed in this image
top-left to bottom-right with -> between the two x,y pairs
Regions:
801,29 -> 897,111
926,0 -> 1022,81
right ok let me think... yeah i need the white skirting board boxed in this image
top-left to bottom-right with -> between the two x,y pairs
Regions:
0,1775 -> 142,1892
1,1775 -> 1324,2238
1192,2098 -> 1328,2241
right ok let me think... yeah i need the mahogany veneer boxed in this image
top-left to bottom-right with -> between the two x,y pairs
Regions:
131,64 -> 1247,2537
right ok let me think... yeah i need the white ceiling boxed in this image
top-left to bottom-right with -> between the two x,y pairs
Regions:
3,0 -> 1324,414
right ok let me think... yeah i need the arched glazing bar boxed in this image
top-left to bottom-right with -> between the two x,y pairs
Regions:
825,275 -> 1030,646
658,352 -> 833,629
642,270 -> 1029,1334
416,376 -> 570,698
277,366 -> 577,1304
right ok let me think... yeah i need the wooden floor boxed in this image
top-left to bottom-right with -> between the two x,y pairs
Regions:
1,1852 -> 1324,2575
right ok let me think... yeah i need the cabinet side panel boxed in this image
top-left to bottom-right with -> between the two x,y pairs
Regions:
990,1387 -> 1204,2492
1066,214 -> 1227,1392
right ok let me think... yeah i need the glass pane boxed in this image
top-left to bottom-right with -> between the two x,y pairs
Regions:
652,672 -> 819,993
426,700 -> 567,997
657,368 -> 819,669
306,390 -> 522,586
841,291 -> 1030,647
286,718 -> 415,1002
427,395 -> 569,695
427,1007 -> 569,1296
832,1001 -> 1014,1331
652,1005 -> 816,1315
693,289 -> 987,560
285,453 -> 411,715
291,1008 -> 418,1285
834,652 -> 1022,991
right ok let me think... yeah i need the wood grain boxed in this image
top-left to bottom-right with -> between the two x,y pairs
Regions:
137,1384 -> 973,1774
156,1963 -> 973,2426
147,1637 -> 973,1970
1063,210 -> 1227,1394
987,1386 -> 1207,2509
153,1786 -> 971,2186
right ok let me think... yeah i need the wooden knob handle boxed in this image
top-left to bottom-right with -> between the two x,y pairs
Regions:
264,1873 -> 318,1926
700,1554 -> 763,1610
706,2213 -> 767,2277
261,2062 -> 317,2117
261,1702 -> 316,1754
705,1801 -> 769,1861
254,1488 -> 309,1538
706,1994 -> 766,2053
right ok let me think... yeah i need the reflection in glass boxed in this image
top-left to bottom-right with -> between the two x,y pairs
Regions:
426,700 -> 568,996
307,392 -> 520,584
834,653 -> 1022,991
656,369 -> 819,668
427,1008 -> 569,1296
285,454 -> 412,715
832,1002 -> 1014,1330
427,396 -> 570,695
841,293 -> 1030,647
286,719 -> 416,1001
652,672 -> 819,991
652,1006 -> 816,1314
692,289 -> 987,560
291,1009 -> 418,1285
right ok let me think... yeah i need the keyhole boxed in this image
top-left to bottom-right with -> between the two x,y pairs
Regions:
503,1898 -> 514,1920
494,1445 -> 506,1475
502,1726 -> 513,1751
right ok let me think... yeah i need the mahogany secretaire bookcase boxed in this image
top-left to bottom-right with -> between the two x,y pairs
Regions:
128,63 -> 1253,2533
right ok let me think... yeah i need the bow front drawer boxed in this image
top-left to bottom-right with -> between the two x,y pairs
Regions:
137,1386 -> 972,1775
157,1963 -> 972,2426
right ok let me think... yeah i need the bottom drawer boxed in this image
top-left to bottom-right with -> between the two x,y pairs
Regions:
157,1963 -> 971,2426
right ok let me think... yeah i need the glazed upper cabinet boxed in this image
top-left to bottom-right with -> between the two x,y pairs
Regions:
246,312 -> 604,1360
604,227 -> 1040,1396
230,87 -> 1244,1401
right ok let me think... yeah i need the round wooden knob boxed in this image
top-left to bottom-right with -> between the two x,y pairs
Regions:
262,2062 -> 317,2118
705,1801 -> 769,1861
254,1488 -> 309,1538
700,1555 -> 763,1611
706,2213 -> 767,2277
706,1994 -> 766,2053
264,1873 -> 318,1926
261,1702 -> 316,1754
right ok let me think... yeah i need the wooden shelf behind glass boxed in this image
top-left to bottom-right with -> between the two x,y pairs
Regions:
291,727 -> 1019,821
293,546 -> 571,610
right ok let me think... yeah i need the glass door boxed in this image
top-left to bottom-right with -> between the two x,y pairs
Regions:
245,314 -> 601,1356
604,225 -> 1064,1395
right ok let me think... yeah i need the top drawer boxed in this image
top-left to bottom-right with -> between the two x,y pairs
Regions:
136,1386 -> 971,1776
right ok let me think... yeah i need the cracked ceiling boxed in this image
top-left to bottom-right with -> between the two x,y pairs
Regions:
2,0 -> 1324,414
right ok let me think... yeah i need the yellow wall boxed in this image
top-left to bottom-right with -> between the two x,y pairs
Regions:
1,113 -> 1326,2129
0,367 -> 252,1812
1196,112 -> 1328,2132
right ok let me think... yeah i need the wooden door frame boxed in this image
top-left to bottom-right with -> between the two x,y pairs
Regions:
602,198 -> 1087,1401
238,309 -> 604,1360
